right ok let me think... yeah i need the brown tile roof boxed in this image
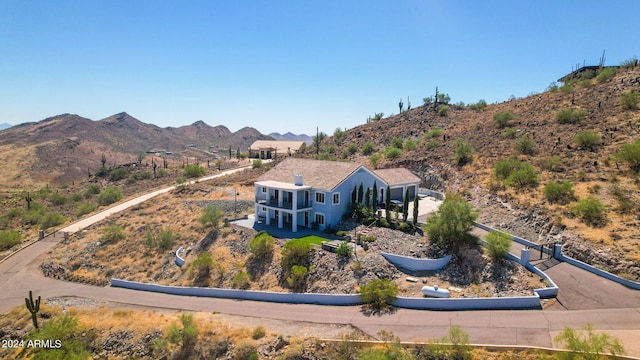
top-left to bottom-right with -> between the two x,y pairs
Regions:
257,158 -> 362,191
373,168 -> 421,185
249,140 -> 305,151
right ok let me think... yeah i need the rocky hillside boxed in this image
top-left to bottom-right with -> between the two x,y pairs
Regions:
312,66 -> 640,279
0,113 -> 270,188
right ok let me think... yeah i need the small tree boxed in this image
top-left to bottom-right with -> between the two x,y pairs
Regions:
281,239 -> 312,270
183,164 -> 206,178
613,138 -> 640,172
359,278 -> 398,311
369,153 -> 381,169
574,131 -> 602,150
543,181 -> 575,204
493,111 -> 516,128
453,139 -> 474,166
101,222 -> 126,244
385,186 -> 391,222
372,181 -> 378,210
437,104 -> 450,116
333,128 -> 347,145
97,186 -> 122,206
286,265 -> 308,291
620,90 -> 639,110
189,252 -> 214,282
163,312 -> 199,358
425,193 -> 479,254
335,242 -> 352,258
248,231 -> 274,258
554,324 -> 625,360
504,162 -> 538,189
484,231 -> 512,261
402,188 -> 409,222
391,137 -> 404,149
556,108 -> 586,124
514,136 -> 536,155
252,159 -> 262,169
412,194 -> 419,226
198,205 -> 223,230
0,230 -> 21,251
384,146 -> 402,159
572,197 -> 606,227
361,141 -> 376,155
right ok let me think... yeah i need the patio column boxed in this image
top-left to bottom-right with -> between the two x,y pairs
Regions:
266,209 -> 271,226
278,189 -> 283,208
278,210 -> 283,229
292,191 -> 298,232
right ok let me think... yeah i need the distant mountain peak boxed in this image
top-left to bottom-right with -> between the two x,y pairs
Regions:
0,123 -> 12,131
192,120 -> 208,127
269,132 -> 312,144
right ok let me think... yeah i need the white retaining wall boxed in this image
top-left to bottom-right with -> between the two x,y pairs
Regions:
392,294 -> 541,310
381,252 -> 451,271
175,247 -> 185,267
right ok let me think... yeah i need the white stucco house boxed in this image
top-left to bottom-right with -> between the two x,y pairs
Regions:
249,140 -> 305,159
254,158 -> 421,232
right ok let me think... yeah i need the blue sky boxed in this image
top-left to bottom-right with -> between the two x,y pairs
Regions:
1,1 -> 638,135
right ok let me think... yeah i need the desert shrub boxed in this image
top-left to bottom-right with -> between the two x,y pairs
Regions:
424,127 -> 444,139
541,155 -> 563,171
425,140 -> 438,149
437,104 -> 450,116
189,252 -> 214,280
233,339 -> 258,360
109,168 -> 129,181
335,241 -> 352,258
138,170 -> 153,180
596,67 -> 617,82
286,265 -> 308,291
41,211 -> 65,230
231,272 -> 250,289
504,162 -> 538,189
248,231 -> 275,258
453,138 -> 474,166
613,137 -> 640,172
502,127 -> 517,139
484,231 -> 512,261
543,181 -> 575,204
163,313 -> 199,358
425,193 -> 479,254
469,99 -> 487,109
48,192 -> 67,206
183,164 -> 206,178
251,326 -> 266,340
22,203 -> 45,225
610,184 -> 636,215
145,227 -> 176,251
126,176 -> 137,185
555,324 -> 625,359
620,90 -> 639,110
346,143 -> 358,155
514,136 -> 536,155
70,193 -> 83,202
369,153 -> 381,168
572,196 -> 606,226
0,230 -> 21,250
556,108 -> 586,124
101,223 -> 126,244
391,137 -> 404,149
23,315 -> 92,359
75,202 -> 97,218
384,146 -> 402,159
281,238 -> 312,270
361,141 -> 376,155
198,205 -> 223,229
333,127 -> 347,145
575,131 -> 602,150
403,139 -> 417,151
621,56 -> 639,68
359,278 -> 398,310
83,183 -> 101,198
97,186 -> 122,206
493,110 -> 516,128
157,168 -> 168,177
251,159 -> 262,169
547,82 -> 560,92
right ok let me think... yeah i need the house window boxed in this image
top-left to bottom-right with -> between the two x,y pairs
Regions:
261,187 -> 266,193
315,213 -> 325,225
332,193 -> 340,205
315,192 -> 325,204
261,207 -> 266,212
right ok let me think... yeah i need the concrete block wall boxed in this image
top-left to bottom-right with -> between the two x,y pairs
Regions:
380,252 -> 451,271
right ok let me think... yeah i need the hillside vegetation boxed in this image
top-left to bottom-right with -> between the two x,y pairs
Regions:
310,65 -> 640,280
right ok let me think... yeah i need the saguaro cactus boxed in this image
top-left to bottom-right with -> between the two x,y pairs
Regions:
24,192 -> 32,210
25,290 -> 41,329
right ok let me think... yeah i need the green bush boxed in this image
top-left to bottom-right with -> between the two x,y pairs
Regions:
101,223 -> 126,244
251,326 -> 266,340
234,339 -> 258,360
613,138 -> 640,172
437,104 -> 450,116
145,227 -> 176,251
183,164 -> 206,178
493,111 -> 516,128
555,324 -> 625,359
0,230 -> 21,250
248,231 -> 275,258
126,176 -> 137,185
369,153 -> 381,168
24,315 -> 92,359
346,143 -> 358,155
425,140 -> 438,149
333,128 -> 347,145
189,252 -> 214,280
83,183 -> 101,198
75,202 -> 97,218
384,146 -> 402,159
97,186 -> 123,206
359,279 -> 398,310
541,155 -> 563,171
504,162 -> 538,189
469,99 -> 487,109
621,56 -> 639,68
139,170 -> 153,180
41,211 -> 65,230
426,193 -> 479,254
572,196 -> 606,226
163,312 -> 199,358
556,108 -> 586,124
543,181 -> 575,204
453,139 -> 474,166
484,231 -> 512,261
109,168 -> 129,181
424,128 -> 444,139
494,157 -> 521,180
514,136 -> 536,155
575,131 -> 602,150
281,238 -> 312,270
502,128 -> 517,139
286,265 -> 308,291
335,241 -> 352,258
231,272 -> 251,289
596,67 -> 617,82
361,141 -> 376,155
48,192 -> 67,206
198,205 -> 223,229
70,193 -> 83,202
403,139 -> 417,151
391,137 -> 404,149
620,90 -> 639,110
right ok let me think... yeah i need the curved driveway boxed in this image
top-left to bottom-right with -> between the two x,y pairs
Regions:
1,167 -> 640,355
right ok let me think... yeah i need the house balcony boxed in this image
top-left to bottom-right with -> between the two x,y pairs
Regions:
256,198 -> 312,211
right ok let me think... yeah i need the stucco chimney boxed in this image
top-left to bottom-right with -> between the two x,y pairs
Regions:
294,174 -> 303,186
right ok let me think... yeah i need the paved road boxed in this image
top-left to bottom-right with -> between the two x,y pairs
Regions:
1,168 -> 639,355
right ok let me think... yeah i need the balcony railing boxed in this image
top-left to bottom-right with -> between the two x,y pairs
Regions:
256,198 -> 311,210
